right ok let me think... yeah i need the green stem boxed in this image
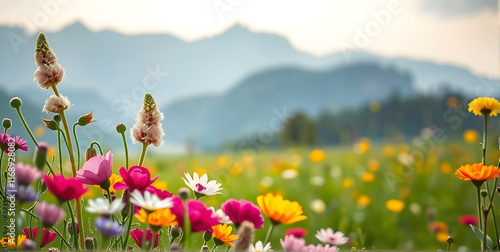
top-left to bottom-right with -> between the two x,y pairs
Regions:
477,185 -> 484,234
122,204 -> 134,250
483,207 -> 488,251
0,128 -> 6,190
138,143 -> 148,167
91,141 -> 103,155
73,123 -> 81,170
35,223 -> 44,249
263,222 -> 275,246
142,212 -> 150,251
20,208 -> 70,248
13,107 -> 55,175
57,130 -> 63,175
120,132 -> 129,170
66,201 -> 79,249
482,115 -> 487,164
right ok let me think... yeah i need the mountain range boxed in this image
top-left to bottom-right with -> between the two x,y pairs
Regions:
0,22 -> 498,150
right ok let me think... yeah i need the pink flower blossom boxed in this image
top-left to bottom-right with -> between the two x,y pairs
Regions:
130,93 -> 164,147
145,186 -> 172,199
42,94 -> 71,114
281,235 -> 306,251
459,215 -> 479,226
130,228 -> 159,248
304,244 -> 339,252
170,197 -> 220,232
23,227 -> 57,248
113,166 -> 158,192
221,199 -> 264,229
77,151 -> 113,185
315,228 -> 349,245
0,134 -> 28,153
36,202 -> 66,227
286,228 -> 309,238
15,163 -> 42,185
34,64 -> 65,89
42,174 -> 88,201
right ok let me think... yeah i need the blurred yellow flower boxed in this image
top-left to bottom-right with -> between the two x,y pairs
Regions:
342,178 -> 354,189
135,208 -> 178,229
309,149 -> 325,163
81,186 -> 95,199
382,145 -> 395,157
47,146 -> 56,160
34,125 -> 46,137
368,160 -> 379,172
468,97 -> 500,117
447,96 -> 459,108
436,231 -> 450,243
230,163 -> 243,176
218,155 -> 229,167
439,162 -> 452,174
95,174 -> 123,194
357,195 -> 371,207
212,224 -> 239,247
257,193 -> 307,225
0,235 -> 25,248
354,138 -> 370,154
361,173 -> 375,182
386,199 -> 405,213
463,129 -> 479,143
310,199 -> 326,213
194,168 -> 207,177
399,188 -> 410,199
152,180 -> 168,191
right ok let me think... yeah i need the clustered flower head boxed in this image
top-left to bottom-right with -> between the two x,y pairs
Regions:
42,94 -> 71,114
131,93 -> 165,147
33,33 -> 65,89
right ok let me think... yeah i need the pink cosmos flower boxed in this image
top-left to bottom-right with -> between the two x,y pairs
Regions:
42,174 -> 88,201
15,163 -> 42,185
76,151 -> 113,185
23,227 -> 57,248
286,228 -> 309,238
315,228 -> 349,245
281,235 -> 306,251
459,215 -> 479,226
36,202 -> 66,227
0,134 -> 28,153
130,228 -> 159,248
221,199 -> 264,229
304,244 -> 339,252
170,197 -> 219,232
113,166 -> 158,192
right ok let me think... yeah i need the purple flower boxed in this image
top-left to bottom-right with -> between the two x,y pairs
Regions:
304,244 -> 339,252
94,217 -> 124,237
221,199 -> 264,229
36,202 -> 66,227
77,151 -> 113,185
15,184 -> 39,203
281,235 -> 306,251
15,163 -> 42,185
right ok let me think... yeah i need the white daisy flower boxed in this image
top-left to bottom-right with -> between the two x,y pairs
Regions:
250,241 -> 272,252
209,207 -> 232,224
85,198 -> 124,217
130,190 -> 173,212
182,172 -> 222,199
315,228 -> 349,245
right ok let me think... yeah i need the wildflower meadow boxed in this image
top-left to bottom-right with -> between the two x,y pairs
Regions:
0,32 -> 499,252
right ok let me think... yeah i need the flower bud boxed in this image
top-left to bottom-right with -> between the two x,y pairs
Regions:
21,239 -> 36,250
170,243 -> 180,251
53,115 -> 61,122
86,147 -> 97,161
178,187 -> 190,200
111,192 -> 116,201
126,245 -> 134,250
203,231 -> 212,242
171,226 -> 182,241
201,245 -> 210,252
67,220 -> 80,236
77,111 -> 95,126
41,182 -> 48,193
116,123 -> 127,134
121,189 -> 131,218
42,118 -> 60,131
481,189 -> 488,198
84,237 -> 95,251
446,236 -> 454,244
48,247 -> 59,252
2,118 -> 12,130
34,142 -> 48,170
9,97 -> 22,109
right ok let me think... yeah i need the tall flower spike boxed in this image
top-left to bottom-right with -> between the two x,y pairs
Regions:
34,33 -> 65,89
131,93 -> 165,147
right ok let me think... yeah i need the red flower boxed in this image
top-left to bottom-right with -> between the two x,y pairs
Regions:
23,227 -> 56,248
459,215 -> 479,226
170,197 -> 219,233
113,166 -> 158,192
145,186 -> 172,199
42,174 -> 88,201
286,228 -> 309,238
221,199 -> 264,229
130,228 -> 159,248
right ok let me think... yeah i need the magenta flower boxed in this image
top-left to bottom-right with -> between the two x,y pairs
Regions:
459,215 -> 479,226
23,227 -> 57,248
304,244 -> 339,252
281,235 -> 306,251
286,228 -> 309,238
0,134 -> 28,153
130,228 -> 159,249
113,166 -> 158,192
145,186 -> 173,199
0,133 -> 9,152
15,163 -> 42,185
77,151 -> 113,185
42,174 -> 88,201
170,197 -> 219,232
36,202 -> 66,227
221,199 -> 264,229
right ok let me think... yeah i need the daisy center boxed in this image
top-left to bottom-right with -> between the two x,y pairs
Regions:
328,237 -> 336,243
195,183 -> 206,192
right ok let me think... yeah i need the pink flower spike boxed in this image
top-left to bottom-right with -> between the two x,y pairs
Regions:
113,166 -> 158,192
280,235 -> 306,251
221,199 -> 264,229
286,228 -> 309,238
77,151 -> 113,185
15,163 -> 42,185
36,202 -> 66,227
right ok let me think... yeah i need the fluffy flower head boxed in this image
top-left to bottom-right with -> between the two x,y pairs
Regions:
42,94 -> 70,114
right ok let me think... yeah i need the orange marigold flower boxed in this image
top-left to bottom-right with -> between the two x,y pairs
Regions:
212,224 -> 239,247
455,163 -> 499,184
386,199 -> 405,213
135,208 -> 178,230
257,193 -> 307,225
309,149 -> 325,163
468,97 -> 500,117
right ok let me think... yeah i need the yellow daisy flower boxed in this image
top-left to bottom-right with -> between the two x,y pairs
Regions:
257,193 -> 307,225
468,97 -> 500,117
212,224 -> 239,247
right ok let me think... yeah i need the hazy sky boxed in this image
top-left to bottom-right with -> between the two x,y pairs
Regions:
0,0 -> 498,77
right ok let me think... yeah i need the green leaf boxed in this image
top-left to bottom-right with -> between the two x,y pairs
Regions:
470,224 -> 493,250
